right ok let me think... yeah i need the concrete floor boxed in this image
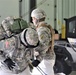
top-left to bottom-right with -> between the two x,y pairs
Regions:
55,71 -> 76,75
69,71 -> 76,75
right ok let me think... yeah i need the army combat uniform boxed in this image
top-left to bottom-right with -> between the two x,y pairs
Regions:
31,21 -> 55,75
0,34 -> 32,75
0,16 -> 39,75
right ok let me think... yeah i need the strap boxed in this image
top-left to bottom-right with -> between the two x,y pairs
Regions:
14,35 -> 21,49
12,35 -> 21,57
48,25 -> 54,51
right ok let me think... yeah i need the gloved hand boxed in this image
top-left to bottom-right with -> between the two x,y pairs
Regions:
32,60 -> 40,67
4,58 -> 15,70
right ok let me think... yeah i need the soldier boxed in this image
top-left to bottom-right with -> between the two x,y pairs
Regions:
0,17 -> 39,75
31,8 -> 55,75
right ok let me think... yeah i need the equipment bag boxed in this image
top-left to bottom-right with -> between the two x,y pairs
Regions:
10,18 -> 28,33
0,18 -> 28,40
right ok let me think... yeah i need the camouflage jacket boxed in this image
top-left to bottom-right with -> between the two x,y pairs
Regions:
35,21 -> 55,61
0,34 -> 33,74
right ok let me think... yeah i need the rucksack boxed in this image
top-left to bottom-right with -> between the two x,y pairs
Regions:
0,18 -> 28,40
9,18 -> 28,33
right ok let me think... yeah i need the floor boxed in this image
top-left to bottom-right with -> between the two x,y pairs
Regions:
69,71 -> 76,75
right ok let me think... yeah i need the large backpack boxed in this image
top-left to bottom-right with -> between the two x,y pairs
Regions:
0,18 -> 28,40
10,18 -> 28,33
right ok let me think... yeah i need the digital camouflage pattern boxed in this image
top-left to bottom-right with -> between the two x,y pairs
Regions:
0,34 -> 33,74
1,17 -> 28,38
35,21 -> 55,61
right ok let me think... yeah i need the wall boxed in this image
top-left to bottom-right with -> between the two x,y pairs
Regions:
0,0 -> 19,24
0,0 -> 76,31
56,0 -> 76,38
21,0 -> 30,22
36,0 -> 76,33
56,0 -> 76,30
0,0 -> 30,24
36,0 -> 55,28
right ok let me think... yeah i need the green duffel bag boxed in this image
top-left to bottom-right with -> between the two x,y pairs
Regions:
10,18 -> 28,33
0,17 -> 28,40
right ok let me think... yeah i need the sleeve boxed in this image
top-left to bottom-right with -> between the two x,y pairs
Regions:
35,27 -> 51,61
37,27 -> 51,46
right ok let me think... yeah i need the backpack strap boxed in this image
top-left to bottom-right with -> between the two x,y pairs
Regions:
48,25 -> 54,52
14,34 -> 21,49
12,34 -> 21,57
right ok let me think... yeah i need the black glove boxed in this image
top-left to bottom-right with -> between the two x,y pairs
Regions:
4,58 -> 15,70
32,60 -> 40,67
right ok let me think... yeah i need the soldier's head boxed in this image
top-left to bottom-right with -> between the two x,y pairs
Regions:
1,16 -> 28,37
31,8 -> 46,26
21,27 -> 39,48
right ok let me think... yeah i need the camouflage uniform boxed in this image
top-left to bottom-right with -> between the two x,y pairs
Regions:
31,21 -> 55,75
0,34 -> 32,75
31,8 -> 56,75
0,17 -> 39,75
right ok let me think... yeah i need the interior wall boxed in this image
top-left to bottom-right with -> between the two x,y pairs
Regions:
0,0 -> 19,24
56,0 -> 76,34
21,0 -> 30,22
36,0 -> 55,28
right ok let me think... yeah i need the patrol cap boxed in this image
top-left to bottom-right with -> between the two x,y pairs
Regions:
31,8 -> 46,19
21,28 -> 39,48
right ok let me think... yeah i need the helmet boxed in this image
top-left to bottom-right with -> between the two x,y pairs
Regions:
1,16 -> 28,37
31,8 -> 46,19
21,28 -> 39,48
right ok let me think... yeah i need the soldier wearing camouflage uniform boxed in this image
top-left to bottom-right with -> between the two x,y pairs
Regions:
31,8 -> 55,75
0,17 -> 39,75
